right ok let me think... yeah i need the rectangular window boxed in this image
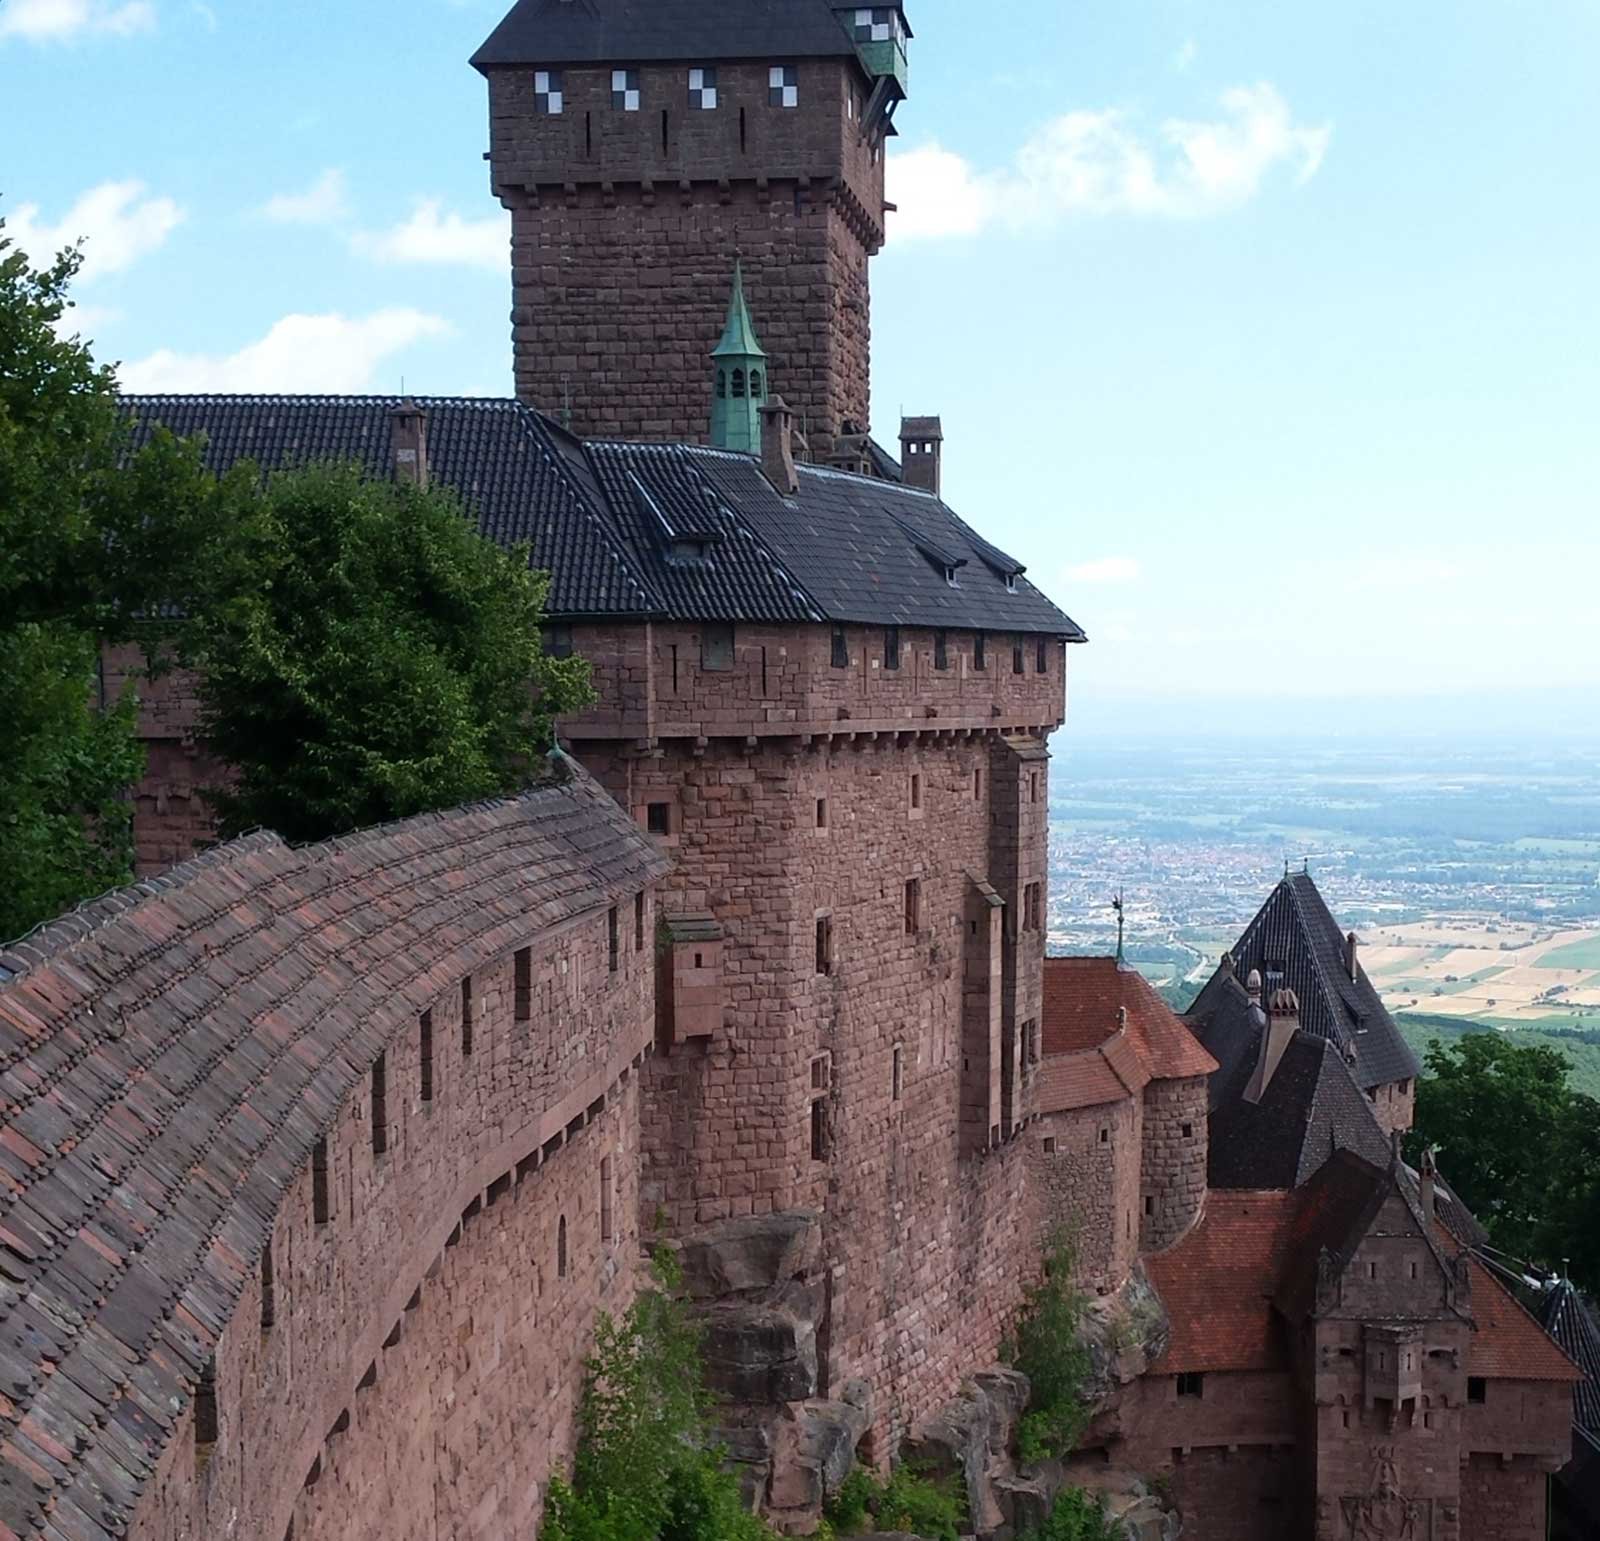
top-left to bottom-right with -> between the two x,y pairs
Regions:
701,622 -> 734,671
1099,1127 -> 1109,1143
313,1138 -> 330,1224
1467,1377 -> 1487,1404
1182,1122 -> 1193,1139
1144,1194 -> 1154,1217
635,892 -> 646,951
1042,1136 -> 1057,1155
420,1012 -> 434,1103
195,1356 -> 219,1454
1012,642 -> 1025,675
910,773 -> 922,811
883,626 -> 900,670
533,68 -> 564,115
543,623 -> 574,659
973,631 -> 987,671
770,64 -> 799,108
811,1054 -> 831,1092
1035,637 -> 1048,673
608,905 -> 620,972
1023,882 -> 1042,931
688,66 -> 718,110
1023,1018 -> 1038,1067
260,1236 -> 275,1331
1176,1372 -> 1204,1399
515,947 -> 532,1021
810,1097 -> 829,1159
612,68 -> 641,110
933,630 -> 948,671
816,797 -> 828,830
600,1155 -> 615,1241
904,877 -> 920,935
1030,771 -> 1041,804
646,802 -> 671,835
815,915 -> 833,975
973,767 -> 982,801
372,1053 -> 388,1153
461,975 -> 473,1057
892,1045 -> 903,1101
830,624 -> 849,668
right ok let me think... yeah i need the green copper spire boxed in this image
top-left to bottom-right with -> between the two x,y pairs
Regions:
709,259 -> 768,454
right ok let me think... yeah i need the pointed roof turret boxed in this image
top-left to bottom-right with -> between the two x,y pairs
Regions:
712,259 -> 767,361
710,260 -> 769,455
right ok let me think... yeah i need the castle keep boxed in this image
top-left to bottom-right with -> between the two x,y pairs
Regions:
2,1 -> 1586,1538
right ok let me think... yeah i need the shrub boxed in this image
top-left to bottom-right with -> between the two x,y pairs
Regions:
823,1463 -> 966,1541
1021,1487 -> 1119,1541
1008,1230 -> 1093,1465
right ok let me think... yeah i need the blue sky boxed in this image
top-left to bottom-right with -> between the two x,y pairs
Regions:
3,0 -> 1597,738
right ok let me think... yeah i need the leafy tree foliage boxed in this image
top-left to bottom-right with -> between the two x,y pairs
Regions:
1004,1230 -> 1093,1465
1021,1487 -> 1120,1541
540,1248 -> 775,1541
188,461 -> 592,844
823,1464 -> 966,1541
1410,1035 -> 1600,1290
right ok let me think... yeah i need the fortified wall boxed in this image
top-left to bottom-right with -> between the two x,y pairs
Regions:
0,768 -> 668,1541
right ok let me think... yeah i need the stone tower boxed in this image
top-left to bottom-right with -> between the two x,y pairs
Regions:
473,0 -> 911,457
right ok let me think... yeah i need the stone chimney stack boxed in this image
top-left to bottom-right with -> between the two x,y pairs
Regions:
1346,930 -> 1360,982
761,395 -> 799,496
1246,967 -> 1263,1007
391,398 -> 429,489
899,415 -> 943,497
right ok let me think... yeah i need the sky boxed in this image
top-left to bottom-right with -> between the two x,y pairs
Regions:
3,0 -> 1598,739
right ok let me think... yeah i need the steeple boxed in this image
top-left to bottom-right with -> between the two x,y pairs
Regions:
710,260 -> 769,455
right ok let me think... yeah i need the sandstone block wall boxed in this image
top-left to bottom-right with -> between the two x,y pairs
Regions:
1138,1076 -> 1208,1253
1368,1074 -> 1416,1136
1030,1098 -> 1141,1294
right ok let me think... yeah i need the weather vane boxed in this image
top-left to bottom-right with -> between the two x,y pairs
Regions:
1112,891 -> 1126,968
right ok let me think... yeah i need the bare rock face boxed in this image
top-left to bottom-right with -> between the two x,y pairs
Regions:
1078,1263 -> 1170,1416
673,1211 -> 824,1300
701,1302 -> 819,1404
902,1367 -> 1031,1534
765,1395 -> 875,1518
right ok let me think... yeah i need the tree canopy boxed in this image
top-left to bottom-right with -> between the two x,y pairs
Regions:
1410,1033 -> 1600,1290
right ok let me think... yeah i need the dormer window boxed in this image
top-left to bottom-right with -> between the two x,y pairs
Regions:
770,65 -> 799,108
534,70 -> 564,115
944,565 -> 958,587
688,67 -> 718,110
1005,573 -> 1019,594
612,69 -> 641,111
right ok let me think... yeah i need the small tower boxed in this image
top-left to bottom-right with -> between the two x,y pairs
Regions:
710,261 -> 769,455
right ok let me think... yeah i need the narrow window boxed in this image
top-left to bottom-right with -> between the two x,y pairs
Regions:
701,622 -> 734,671
1368,1261 -> 1378,1279
1182,1122 -> 1193,1139
635,892 -> 645,951
585,109 -> 592,155
260,1237 -> 275,1332
1012,642 -> 1025,675
811,1097 -> 829,1160
761,645 -> 769,696
973,631 -> 987,671
1035,638 -> 1048,673
558,1216 -> 569,1278
647,802 -> 671,835
670,644 -> 679,694
910,773 -> 922,811
732,367 -> 746,398
1177,1372 -> 1204,1399
1031,772 -> 1041,804
313,1138 -> 330,1224
600,1156 -> 615,1242
830,624 -> 848,668
608,905 -> 620,972
716,370 -> 727,399
884,626 -> 900,669
739,105 -> 747,152
194,1356 -> 219,1458
420,1010 -> 434,1103
1144,1195 -> 1154,1217
769,64 -> 798,107
934,630 -> 948,670
750,370 -> 763,399
892,1045 -> 903,1101
904,878 -> 920,935
815,915 -> 833,975
660,107 -> 669,154
1099,1127 -> 1109,1144
515,947 -> 532,1021
371,1053 -> 388,1154
461,975 -> 474,1057
1467,1377 -> 1486,1404
973,767 -> 982,801
816,797 -> 828,830
1023,1018 -> 1038,1067
1410,1261 -> 1419,1281
811,1054 -> 831,1091
543,623 -> 574,659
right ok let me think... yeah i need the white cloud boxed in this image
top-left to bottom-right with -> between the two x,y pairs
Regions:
1065,556 -> 1143,585
119,309 -> 451,393
888,83 -> 1330,239
8,180 -> 183,282
0,0 -> 154,41
1174,39 -> 1198,73
262,169 -> 348,226
352,200 -> 508,272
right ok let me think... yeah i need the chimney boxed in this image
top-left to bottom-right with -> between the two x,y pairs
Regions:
1245,967 -> 1263,1006
1245,987 -> 1300,1102
899,415 -> 943,497
391,398 -> 429,488
761,394 -> 798,495
1346,930 -> 1360,982
1419,1146 -> 1438,1220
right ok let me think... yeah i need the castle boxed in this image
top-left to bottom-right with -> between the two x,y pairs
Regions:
0,2 -> 1586,1539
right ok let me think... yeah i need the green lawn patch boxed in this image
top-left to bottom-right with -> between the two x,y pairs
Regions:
1533,935 -> 1600,971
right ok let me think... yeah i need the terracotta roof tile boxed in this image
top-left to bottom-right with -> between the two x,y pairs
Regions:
1041,957 -> 1215,1078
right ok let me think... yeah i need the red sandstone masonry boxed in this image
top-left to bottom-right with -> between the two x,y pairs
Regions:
1138,1076 -> 1208,1253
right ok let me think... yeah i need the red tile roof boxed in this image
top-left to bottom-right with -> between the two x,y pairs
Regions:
1042,957 -> 1216,1079
1146,1189 -> 1300,1373
1467,1258 -> 1583,1381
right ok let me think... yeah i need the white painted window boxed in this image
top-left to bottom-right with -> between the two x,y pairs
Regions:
612,68 -> 641,111
688,66 -> 718,110
769,65 -> 798,108
533,69 -> 564,115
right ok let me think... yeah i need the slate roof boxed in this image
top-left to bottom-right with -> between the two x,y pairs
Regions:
1193,873 -> 1420,1091
1194,972 -> 1393,1189
472,0 -> 861,70
0,763 -> 669,1539
120,396 -> 1084,638
1538,1280 -> 1600,1433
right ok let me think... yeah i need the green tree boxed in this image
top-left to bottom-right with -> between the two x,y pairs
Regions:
189,461 -> 593,844
1005,1230 -> 1093,1465
0,215 -> 253,939
1410,1035 -> 1600,1290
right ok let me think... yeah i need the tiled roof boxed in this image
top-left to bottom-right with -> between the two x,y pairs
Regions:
1195,873 -> 1419,1090
472,0 -> 860,70
1466,1260 -> 1586,1384
1146,1189 -> 1300,1373
1041,957 -> 1215,1079
1538,1280 -> 1600,1430
0,764 -> 669,1538
119,396 -> 1085,638
1032,1029 -> 1145,1114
